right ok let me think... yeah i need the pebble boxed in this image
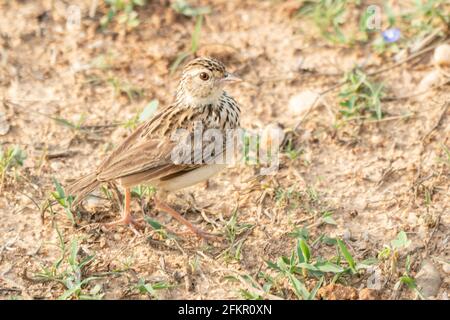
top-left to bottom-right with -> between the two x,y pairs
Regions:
418,69 -> 443,92
84,195 -> 104,210
433,43 -> 450,67
416,260 -> 442,298
288,90 -> 320,116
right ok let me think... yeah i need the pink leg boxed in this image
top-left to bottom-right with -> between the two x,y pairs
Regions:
154,198 -> 220,241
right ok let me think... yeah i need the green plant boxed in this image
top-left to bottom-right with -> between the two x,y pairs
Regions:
134,278 -> 172,299
0,145 -> 26,189
394,255 -> 425,300
219,210 -> 254,262
296,0 -> 367,44
339,69 -> 384,120
51,178 -> 76,225
101,0 -> 146,30
171,0 -> 210,17
372,0 -> 448,54
51,114 -> 87,133
34,230 -> 105,300
265,231 -> 377,299
283,138 -> 302,160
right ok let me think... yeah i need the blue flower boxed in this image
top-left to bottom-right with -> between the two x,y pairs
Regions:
382,28 -> 401,43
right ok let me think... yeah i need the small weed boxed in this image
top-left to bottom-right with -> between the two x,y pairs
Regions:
283,138 -> 302,161
378,231 -> 424,298
51,178 -> 76,226
101,0 -> 146,30
52,114 -> 87,132
219,210 -> 254,262
134,278 -> 172,299
171,0 -> 210,17
274,185 -> 303,210
0,145 -> 26,190
394,255 -> 425,300
339,69 -> 384,120
321,211 -> 337,225
265,230 -> 377,299
34,227 -> 106,300
296,0 -> 349,44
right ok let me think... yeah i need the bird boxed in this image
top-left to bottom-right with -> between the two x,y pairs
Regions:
66,57 -> 242,240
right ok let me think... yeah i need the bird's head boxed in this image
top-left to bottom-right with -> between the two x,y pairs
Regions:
177,57 -> 241,106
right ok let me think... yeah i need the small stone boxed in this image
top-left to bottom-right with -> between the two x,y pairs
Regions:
418,70 -> 444,92
433,43 -> 450,67
288,90 -> 320,116
416,260 -> 442,298
359,288 -> 378,300
84,195 -> 104,211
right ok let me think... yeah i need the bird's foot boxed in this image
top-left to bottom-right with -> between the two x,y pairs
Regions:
154,198 -> 222,242
105,216 -> 144,236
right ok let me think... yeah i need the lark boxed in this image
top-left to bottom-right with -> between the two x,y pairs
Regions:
67,57 -> 242,239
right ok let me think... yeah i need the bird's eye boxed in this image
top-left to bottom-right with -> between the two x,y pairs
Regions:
199,72 -> 210,81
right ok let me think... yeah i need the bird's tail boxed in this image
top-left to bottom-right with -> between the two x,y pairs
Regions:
66,172 -> 100,208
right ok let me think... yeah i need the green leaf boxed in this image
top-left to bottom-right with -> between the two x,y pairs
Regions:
266,260 -> 281,272
337,239 -> 356,272
287,274 -> 310,300
144,216 -> 164,231
391,231 -> 411,250
297,238 -> 311,263
308,276 -> 324,300
321,211 -> 337,225
68,239 -> 79,267
399,276 -> 416,289
172,0 -> 210,17
296,263 -> 319,272
53,178 -> 66,199
315,262 -> 344,273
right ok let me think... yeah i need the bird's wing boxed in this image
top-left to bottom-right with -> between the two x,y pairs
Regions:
96,111 -> 165,173
97,138 -> 188,181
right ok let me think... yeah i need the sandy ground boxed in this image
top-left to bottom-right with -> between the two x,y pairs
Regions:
0,0 -> 449,299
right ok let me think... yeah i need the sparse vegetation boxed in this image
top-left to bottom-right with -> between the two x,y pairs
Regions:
1,0 -> 448,301
101,0 -> 146,30
339,69 -> 384,120
34,229 -> 106,300
0,145 -> 26,190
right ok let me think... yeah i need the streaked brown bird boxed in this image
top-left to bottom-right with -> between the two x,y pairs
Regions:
67,57 -> 242,239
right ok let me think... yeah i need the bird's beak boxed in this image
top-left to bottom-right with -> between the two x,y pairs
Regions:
221,72 -> 242,84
